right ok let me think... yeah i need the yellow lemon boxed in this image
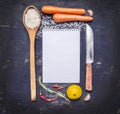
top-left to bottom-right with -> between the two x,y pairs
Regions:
66,84 -> 82,100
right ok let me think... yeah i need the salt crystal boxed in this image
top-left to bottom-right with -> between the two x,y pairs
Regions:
25,8 -> 40,29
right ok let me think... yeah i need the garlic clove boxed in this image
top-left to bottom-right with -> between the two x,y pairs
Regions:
84,93 -> 91,102
87,10 -> 93,17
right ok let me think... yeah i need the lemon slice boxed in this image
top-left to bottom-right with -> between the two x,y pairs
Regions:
66,84 -> 82,100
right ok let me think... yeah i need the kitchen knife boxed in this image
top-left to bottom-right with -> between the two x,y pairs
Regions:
85,24 -> 94,91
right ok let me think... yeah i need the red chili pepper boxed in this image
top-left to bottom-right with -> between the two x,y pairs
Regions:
52,84 -> 68,91
52,84 -> 61,88
52,84 -> 63,90
40,92 -> 57,102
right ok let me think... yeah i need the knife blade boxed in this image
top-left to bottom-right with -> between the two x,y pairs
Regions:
85,24 -> 94,91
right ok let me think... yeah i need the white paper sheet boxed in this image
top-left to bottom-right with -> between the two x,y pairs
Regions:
42,29 -> 80,83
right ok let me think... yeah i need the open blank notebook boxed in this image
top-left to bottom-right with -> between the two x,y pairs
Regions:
42,29 -> 80,83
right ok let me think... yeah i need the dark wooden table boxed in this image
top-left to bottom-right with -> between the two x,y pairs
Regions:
0,0 -> 120,114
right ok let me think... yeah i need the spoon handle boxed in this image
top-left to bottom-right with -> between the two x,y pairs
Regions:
28,31 -> 36,101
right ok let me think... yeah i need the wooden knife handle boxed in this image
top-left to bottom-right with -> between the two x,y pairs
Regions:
85,63 -> 92,91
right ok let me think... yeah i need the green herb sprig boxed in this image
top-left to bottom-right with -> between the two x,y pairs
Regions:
38,76 -> 70,102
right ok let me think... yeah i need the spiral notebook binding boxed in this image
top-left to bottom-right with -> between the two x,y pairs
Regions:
42,28 -> 81,32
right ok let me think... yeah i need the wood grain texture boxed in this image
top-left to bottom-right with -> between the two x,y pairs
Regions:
22,5 -> 41,101
28,30 -> 37,101
85,63 -> 92,91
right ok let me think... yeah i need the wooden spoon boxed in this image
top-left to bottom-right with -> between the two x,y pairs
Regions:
23,6 -> 41,101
